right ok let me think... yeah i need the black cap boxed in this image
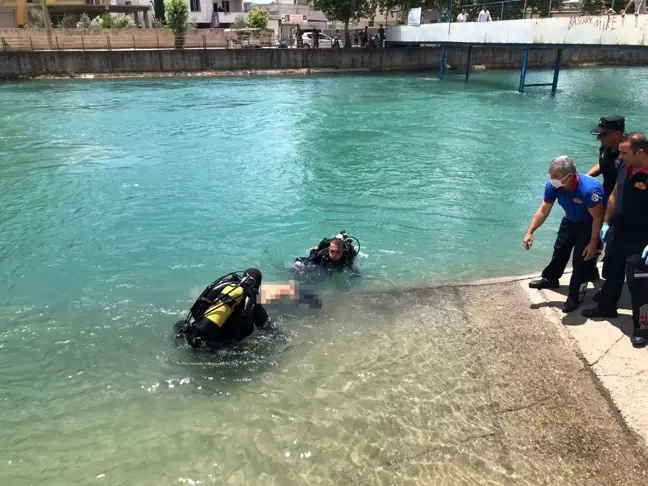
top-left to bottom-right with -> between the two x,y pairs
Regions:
591,115 -> 625,135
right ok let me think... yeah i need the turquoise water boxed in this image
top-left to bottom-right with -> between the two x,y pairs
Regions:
1,67 -> 648,485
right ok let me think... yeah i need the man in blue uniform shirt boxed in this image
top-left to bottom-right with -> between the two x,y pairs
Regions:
523,155 -> 605,313
582,133 -> 648,347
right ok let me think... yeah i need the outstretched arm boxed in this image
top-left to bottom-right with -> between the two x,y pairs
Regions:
523,200 -> 554,250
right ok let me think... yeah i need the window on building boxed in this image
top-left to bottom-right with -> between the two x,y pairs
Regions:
222,1 -> 230,12
190,0 -> 201,12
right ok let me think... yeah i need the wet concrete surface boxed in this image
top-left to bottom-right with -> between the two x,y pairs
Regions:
523,268 -> 648,455
332,281 -> 648,485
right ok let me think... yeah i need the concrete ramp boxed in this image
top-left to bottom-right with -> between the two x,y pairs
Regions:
387,15 -> 648,47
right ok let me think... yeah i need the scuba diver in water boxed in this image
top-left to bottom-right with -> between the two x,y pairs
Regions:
174,268 -> 322,349
175,268 -> 268,349
292,231 -> 360,272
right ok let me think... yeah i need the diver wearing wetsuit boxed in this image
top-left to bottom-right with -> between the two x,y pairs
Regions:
293,232 -> 359,271
175,268 -> 271,349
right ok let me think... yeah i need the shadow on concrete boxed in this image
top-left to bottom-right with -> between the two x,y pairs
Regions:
527,277 -> 635,338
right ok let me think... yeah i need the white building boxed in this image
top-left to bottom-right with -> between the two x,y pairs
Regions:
189,0 -> 247,27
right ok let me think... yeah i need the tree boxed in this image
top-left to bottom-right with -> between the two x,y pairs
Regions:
232,16 -> 248,29
310,0 -> 374,48
246,9 -> 270,30
581,0 -> 606,15
165,0 -> 190,49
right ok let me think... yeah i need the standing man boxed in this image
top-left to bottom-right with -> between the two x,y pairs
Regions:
457,9 -> 468,22
581,133 -> 648,347
586,116 -> 625,283
523,156 -> 605,313
478,5 -> 492,22
587,116 -> 625,200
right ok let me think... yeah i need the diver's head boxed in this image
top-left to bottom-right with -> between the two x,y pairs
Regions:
243,268 -> 262,291
328,238 -> 345,262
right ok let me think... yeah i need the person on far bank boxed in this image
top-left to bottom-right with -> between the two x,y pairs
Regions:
457,9 -> 468,22
478,5 -> 492,22
623,0 -> 647,15
581,133 -> 648,347
378,25 -> 385,47
523,156 -> 605,313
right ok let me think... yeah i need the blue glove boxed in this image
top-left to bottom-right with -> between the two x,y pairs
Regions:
642,245 -> 648,265
600,222 -> 610,243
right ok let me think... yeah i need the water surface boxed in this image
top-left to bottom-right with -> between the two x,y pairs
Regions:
1,67 -> 647,485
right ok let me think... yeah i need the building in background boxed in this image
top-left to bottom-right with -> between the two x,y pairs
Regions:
0,0 -> 153,27
189,0 -> 249,27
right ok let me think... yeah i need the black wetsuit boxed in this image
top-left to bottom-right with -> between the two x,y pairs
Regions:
303,248 -> 352,270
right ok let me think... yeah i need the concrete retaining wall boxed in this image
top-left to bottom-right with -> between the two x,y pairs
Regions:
1,46 -> 648,78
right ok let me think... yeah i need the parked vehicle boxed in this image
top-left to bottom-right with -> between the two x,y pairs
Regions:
293,32 -> 344,49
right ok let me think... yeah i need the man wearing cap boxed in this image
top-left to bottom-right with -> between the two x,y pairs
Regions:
587,116 -> 625,199
582,133 -> 648,348
586,115 -> 626,284
524,155 -> 605,313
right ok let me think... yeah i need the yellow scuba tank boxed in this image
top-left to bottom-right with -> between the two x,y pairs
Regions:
202,284 -> 247,328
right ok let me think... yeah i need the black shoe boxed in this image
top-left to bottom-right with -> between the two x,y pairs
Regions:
588,268 -> 601,283
529,278 -> 560,290
592,288 -> 602,304
581,305 -> 619,319
562,298 -> 580,313
631,334 -> 648,348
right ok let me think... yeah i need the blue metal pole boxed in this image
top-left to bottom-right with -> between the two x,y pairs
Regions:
551,48 -> 563,94
440,45 -> 446,80
465,45 -> 472,82
518,47 -> 529,92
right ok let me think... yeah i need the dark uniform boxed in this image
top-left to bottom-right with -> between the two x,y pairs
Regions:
589,163 -> 648,346
590,116 -> 625,282
535,173 -> 605,305
598,144 -> 623,198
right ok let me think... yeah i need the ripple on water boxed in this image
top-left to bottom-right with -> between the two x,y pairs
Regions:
2,70 -> 648,485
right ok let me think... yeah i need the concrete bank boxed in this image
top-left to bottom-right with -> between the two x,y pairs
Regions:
327,276 -> 648,484
521,268 -> 648,451
2,47 -> 648,78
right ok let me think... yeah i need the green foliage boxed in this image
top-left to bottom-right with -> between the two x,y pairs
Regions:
26,6 -> 45,28
311,0 -> 374,46
232,16 -> 248,29
58,13 -> 78,29
164,0 -> 190,39
76,13 -> 93,29
311,0 -> 374,24
112,14 -> 136,28
246,9 -> 270,30
372,0 -> 442,17
152,17 -> 166,28
581,0 -> 606,15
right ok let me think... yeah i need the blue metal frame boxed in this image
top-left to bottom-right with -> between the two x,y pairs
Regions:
436,43 -> 565,93
438,45 -> 473,82
518,47 -> 563,93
